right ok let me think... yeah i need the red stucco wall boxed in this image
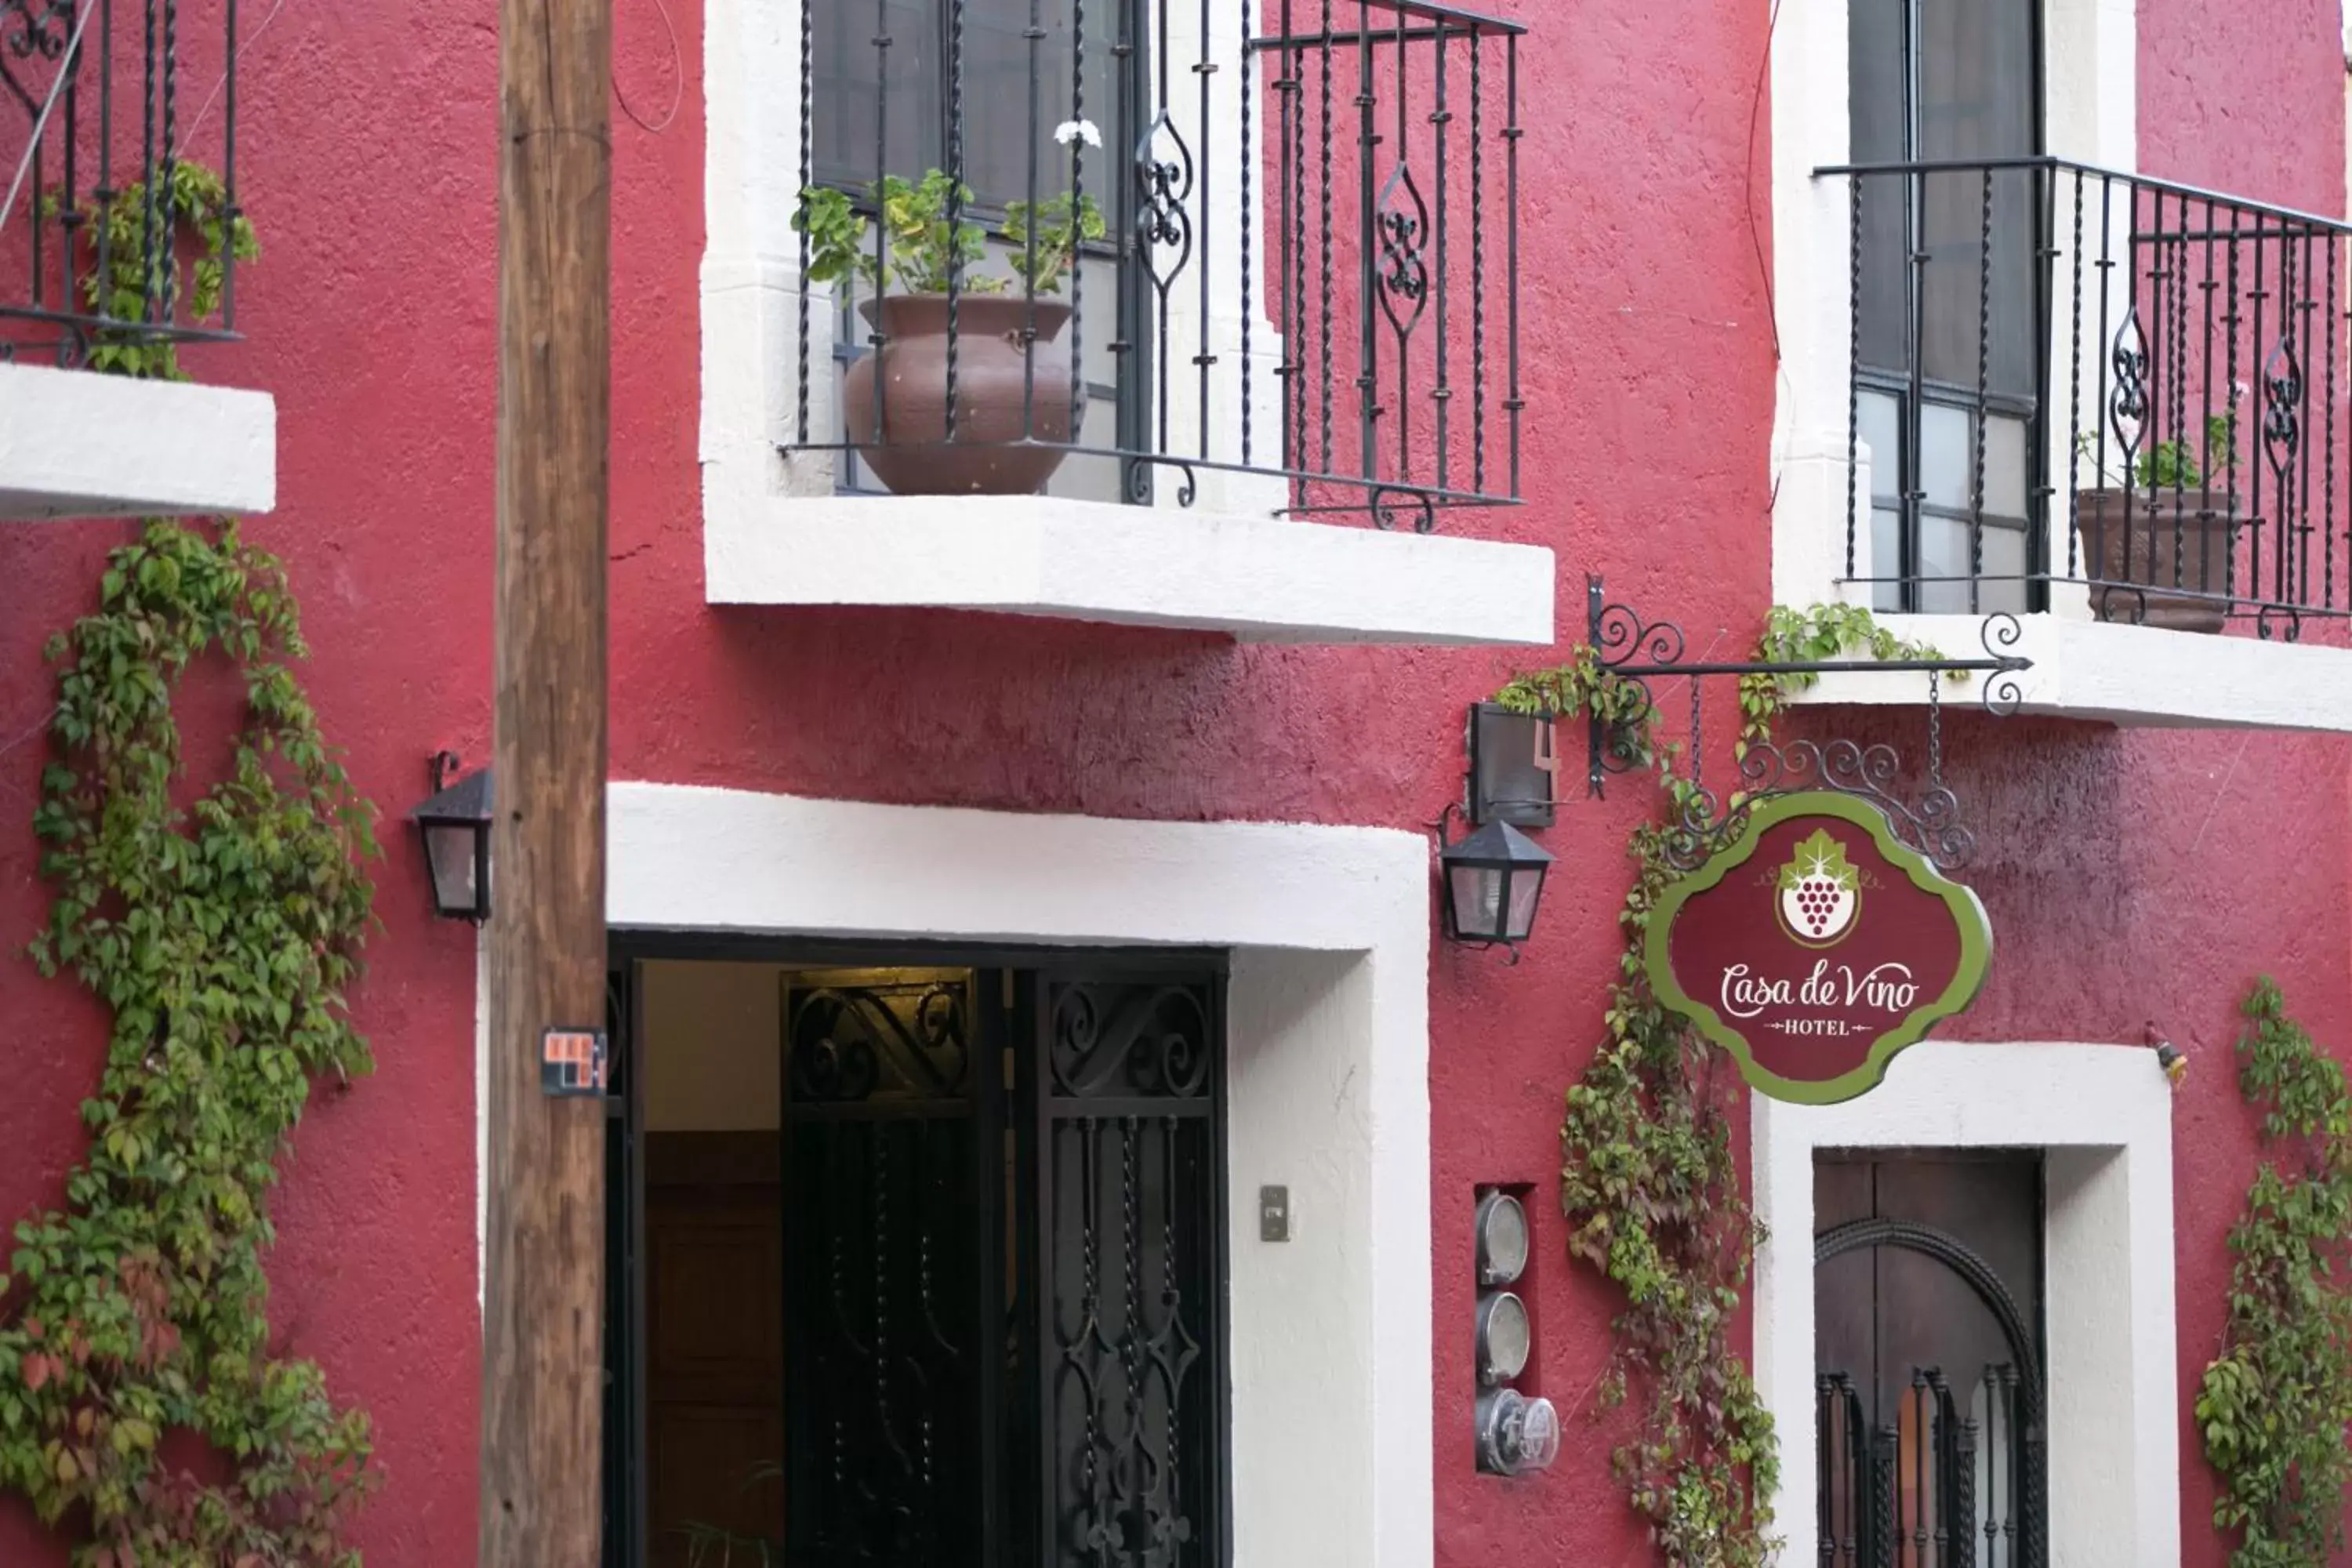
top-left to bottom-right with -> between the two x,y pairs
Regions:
0,0 -> 2346,1563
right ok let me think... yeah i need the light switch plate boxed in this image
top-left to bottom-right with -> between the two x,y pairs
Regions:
1259,1185 -> 1290,1243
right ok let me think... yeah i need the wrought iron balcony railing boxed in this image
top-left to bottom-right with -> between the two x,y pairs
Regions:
1,0 -> 244,368
789,0 -> 1523,530
1820,154 -> 2352,637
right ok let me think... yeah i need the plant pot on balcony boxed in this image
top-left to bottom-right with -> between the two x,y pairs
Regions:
2074,488 -> 2243,634
844,294 -> 1075,496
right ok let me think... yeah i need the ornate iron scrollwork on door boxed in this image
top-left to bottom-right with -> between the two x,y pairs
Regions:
1040,974 -> 1220,1568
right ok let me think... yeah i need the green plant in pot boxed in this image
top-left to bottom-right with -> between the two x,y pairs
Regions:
797,133 -> 1106,497
2074,390 -> 2245,634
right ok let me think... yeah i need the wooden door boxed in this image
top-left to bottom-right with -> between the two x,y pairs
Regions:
1815,1152 -> 2045,1568
644,1131 -> 785,1568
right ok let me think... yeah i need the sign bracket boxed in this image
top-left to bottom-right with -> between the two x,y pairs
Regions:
1580,576 -> 2035,870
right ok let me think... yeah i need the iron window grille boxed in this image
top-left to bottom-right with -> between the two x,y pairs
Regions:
1,0 -> 246,367
791,0 -> 1526,529
1823,153 -> 2352,638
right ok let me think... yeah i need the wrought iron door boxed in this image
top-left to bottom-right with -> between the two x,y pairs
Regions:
780,961 -> 1229,1568
1815,1155 -> 2044,1568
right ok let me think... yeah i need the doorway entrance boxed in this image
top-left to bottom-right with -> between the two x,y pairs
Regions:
599,944 -> 1232,1568
1813,1151 -> 2046,1566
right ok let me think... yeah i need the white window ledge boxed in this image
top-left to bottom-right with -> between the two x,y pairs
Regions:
0,361 -> 274,520
1790,611 -> 2352,731
704,493 -> 1557,646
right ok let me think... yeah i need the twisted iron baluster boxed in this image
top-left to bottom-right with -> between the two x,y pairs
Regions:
2226,205 -> 2245,615
795,0 -> 812,444
2169,191 -> 2187,595
1951,1413 -> 1978,1568
1316,0 -> 1331,479
2250,213 -> 2270,608
1066,0 -> 1086,437
1431,22 -> 1448,495
1503,34 -> 1521,495
1237,0 -> 1251,470
1846,171 -> 1862,582
866,0 -> 891,452
219,0 -> 236,328
159,0 -> 175,325
1191,0 -> 1213,463
1018,0 -> 1040,441
1872,1424 -> 1899,1568
1469,30 -> 1485,495
1816,1377 -> 1836,1568
2198,194 -> 2219,604
2327,233 -> 2339,609
942,0 -> 966,445
138,0 -> 155,328
2066,171 -> 2084,579
1970,166 -> 1993,613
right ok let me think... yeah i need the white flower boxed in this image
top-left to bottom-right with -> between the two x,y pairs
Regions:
1054,118 -> 1102,149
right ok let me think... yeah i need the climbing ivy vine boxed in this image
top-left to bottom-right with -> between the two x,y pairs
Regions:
0,172 -> 379,1566
1494,602 -> 1953,1567
2196,978 -> 2352,1568
49,162 -> 257,381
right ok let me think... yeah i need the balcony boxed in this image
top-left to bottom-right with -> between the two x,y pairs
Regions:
1792,156 -> 2352,729
697,0 -> 1553,646
0,0 -> 273,521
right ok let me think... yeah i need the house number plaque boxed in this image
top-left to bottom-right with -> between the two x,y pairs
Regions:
1645,791 -> 1991,1105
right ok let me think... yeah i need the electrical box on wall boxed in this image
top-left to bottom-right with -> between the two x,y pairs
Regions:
1472,1188 -> 1560,1476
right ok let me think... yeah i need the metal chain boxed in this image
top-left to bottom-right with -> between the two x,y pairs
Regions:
1927,668 -> 1944,792
1688,675 -> 1702,794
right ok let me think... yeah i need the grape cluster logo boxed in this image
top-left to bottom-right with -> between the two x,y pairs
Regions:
1776,828 -> 1860,947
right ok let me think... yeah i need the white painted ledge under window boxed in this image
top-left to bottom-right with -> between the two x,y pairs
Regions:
703,493 -> 1558,645
0,361 -> 275,521
1791,611 -> 2352,731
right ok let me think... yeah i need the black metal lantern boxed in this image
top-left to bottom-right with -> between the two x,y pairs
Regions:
1439,817 -> 1552,950
413,752 -> 492,923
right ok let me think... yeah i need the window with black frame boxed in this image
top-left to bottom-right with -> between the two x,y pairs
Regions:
1849,0 -> 2042,614
809,0 -> 1140,502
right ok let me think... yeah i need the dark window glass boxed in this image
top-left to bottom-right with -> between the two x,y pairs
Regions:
1849,0 -> 2039,612
812,0 -> 1124,212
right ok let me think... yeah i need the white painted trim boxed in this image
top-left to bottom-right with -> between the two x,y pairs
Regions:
1790,609 -> 2352,730
705,492 -> 1557,644
1754,1041 -> 2180,1568
477,782 -> 1436,1568
0,361 -> 275,519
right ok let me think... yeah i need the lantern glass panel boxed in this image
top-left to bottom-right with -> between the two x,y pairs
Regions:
1503,863 -> 1546,942
1449,862 -> 1506,942
424,821 -> 482,918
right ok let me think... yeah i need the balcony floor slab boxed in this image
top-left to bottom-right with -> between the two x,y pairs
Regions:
0,361 -> 276,521
704,493 -> 1557,646
1792,612 -> 2352,731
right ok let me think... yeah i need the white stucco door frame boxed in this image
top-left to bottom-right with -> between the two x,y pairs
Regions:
480,781 -> 1438,1568
1752,1040 -> 2181,1566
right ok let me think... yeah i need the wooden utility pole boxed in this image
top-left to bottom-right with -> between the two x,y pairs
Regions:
481,0 -> 611,1559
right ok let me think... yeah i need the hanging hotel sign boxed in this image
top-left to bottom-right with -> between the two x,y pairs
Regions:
1645,791 -> 1991,1105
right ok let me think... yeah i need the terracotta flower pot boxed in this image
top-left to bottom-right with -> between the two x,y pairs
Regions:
2074,488 -> 2243,634
843,294 -> 1076,495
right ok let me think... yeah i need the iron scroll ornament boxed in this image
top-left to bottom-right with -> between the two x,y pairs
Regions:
1642,791 -> 1992,1105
